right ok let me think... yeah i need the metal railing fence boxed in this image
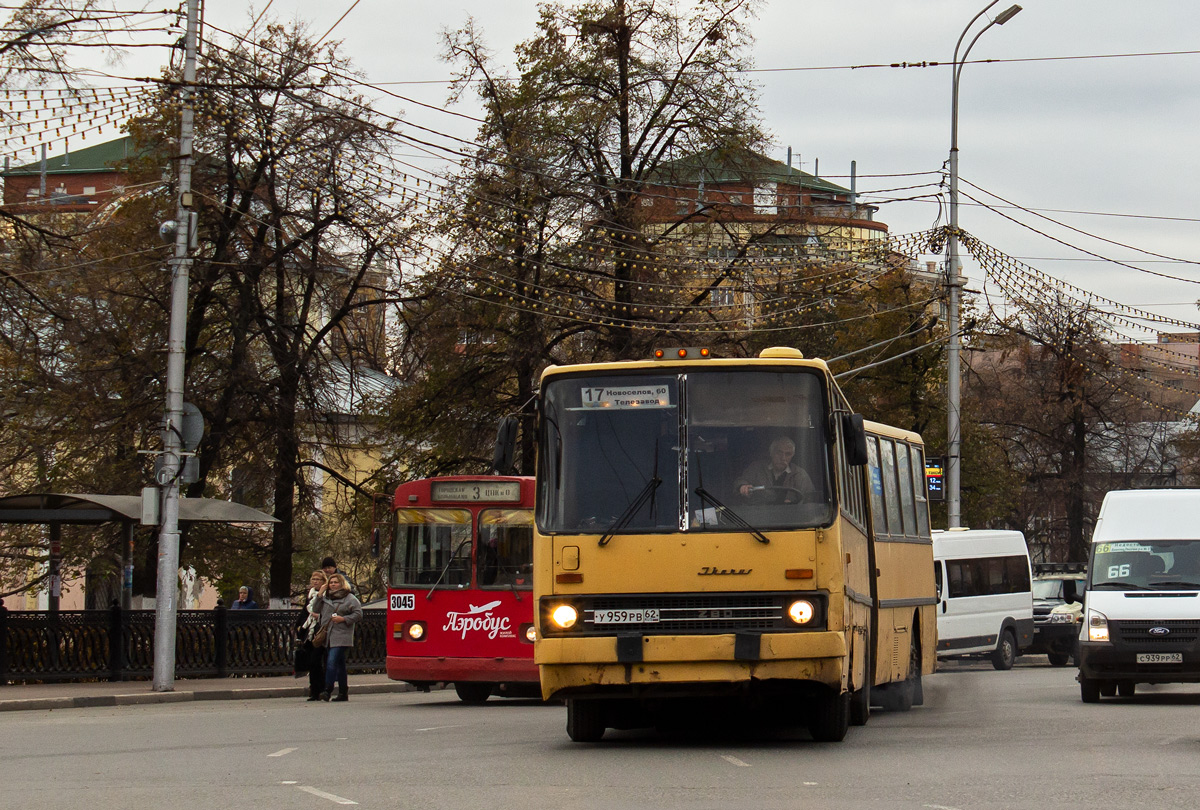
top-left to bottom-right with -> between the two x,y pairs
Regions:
0,603 -> 386,684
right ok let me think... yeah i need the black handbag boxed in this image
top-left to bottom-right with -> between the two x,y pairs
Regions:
293,642 -> 311,676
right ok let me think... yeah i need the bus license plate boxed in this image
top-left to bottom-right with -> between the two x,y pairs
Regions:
593,608 -> 659,625
1137,653 -> 1182,664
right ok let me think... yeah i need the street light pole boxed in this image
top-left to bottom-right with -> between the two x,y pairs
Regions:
152,0 -> 200,692
946,1 -> 1022,529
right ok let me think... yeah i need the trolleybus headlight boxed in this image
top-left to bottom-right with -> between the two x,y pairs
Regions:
1087,609 -> 1109,642
550,604 -> 579,629
520,622 -> 537,643
787,599 -> 815,625
405,621 -> 427,641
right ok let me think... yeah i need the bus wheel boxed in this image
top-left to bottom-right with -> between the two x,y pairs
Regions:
850,639 -> 871,726
990,629 -> 1016,671
454,682 -> 493,704
1117,680 -> 1136,697
1047,651 -> 1071,667
1080,676 -> 1101,703
908,629 -> 924,707
566,699 -> 606,742
809,689 -> 850,742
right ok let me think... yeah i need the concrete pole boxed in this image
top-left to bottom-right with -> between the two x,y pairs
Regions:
152,0 -> 200,692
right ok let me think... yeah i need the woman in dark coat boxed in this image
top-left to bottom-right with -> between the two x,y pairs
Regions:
296,570 -> 328,700
316,573 -> 362,702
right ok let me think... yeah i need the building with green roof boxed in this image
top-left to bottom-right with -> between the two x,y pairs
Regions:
2,136 -> 136,214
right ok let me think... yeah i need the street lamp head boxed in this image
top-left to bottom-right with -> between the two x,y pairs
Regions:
994,4 -> 1022,24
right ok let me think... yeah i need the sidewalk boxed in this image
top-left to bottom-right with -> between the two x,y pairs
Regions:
0,672 -> 421,713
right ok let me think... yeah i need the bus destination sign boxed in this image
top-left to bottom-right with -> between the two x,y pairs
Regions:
431,480 -> 522,503
580,384 -> 672,409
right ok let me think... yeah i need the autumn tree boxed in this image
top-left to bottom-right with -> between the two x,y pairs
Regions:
385,0 -> 769,474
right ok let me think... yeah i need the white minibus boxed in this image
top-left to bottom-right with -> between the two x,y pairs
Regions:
1078,489 -> 1200,702
933,529 -> 1035,670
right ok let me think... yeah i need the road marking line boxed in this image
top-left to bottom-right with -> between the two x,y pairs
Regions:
924,805 -> 963,810
268,747 -> 297,757
721,755 -> 751,767
298,785 -> 358,805
418,725 -> 466,731
281,781 -> 298,785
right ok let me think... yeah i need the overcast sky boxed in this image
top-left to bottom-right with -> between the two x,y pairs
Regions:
127,1 -> 1200,337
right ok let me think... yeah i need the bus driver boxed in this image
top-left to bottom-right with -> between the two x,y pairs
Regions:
735,436 -> 814,504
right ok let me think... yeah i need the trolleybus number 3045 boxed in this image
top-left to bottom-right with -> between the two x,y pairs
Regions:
593,608 -> 660,624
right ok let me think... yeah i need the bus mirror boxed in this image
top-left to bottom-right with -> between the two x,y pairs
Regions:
492,416 -> 518,474
842,413 -> 868,466
371,527 -> 381,558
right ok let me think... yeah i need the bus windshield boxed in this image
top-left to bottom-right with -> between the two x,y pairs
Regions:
391,508 -> 472,587
537,368 -> 833,534
1091,540 -> 1200,590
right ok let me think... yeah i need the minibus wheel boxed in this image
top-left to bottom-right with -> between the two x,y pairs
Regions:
990,629 -> 1016,671
1079,676 -> 1100,703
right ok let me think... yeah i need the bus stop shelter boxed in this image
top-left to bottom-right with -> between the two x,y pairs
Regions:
0,493 -> 277,609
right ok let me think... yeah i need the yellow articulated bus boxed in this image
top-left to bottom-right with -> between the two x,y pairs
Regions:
508,346 -> 936,742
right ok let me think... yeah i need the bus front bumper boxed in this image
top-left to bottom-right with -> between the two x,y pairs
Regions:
535,631 -> 847,699
386,655 -> 540,685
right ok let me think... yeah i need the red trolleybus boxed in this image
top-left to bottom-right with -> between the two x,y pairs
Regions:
384,475 -> 538,702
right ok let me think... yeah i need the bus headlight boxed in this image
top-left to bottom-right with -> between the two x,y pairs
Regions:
405,621 -> 427,641
550,604 -> 578,629
787,599 -> 815,625
1087,609 -> 1109,642
520,623 -> 537,643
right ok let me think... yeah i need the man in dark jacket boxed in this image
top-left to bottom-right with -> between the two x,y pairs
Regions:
231,586 -> 258,609
321,557 -> 358,595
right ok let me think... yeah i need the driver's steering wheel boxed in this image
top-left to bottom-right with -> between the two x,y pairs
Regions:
744,486 -> 806,504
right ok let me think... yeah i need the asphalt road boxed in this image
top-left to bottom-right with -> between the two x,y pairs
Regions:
3,658 -> 1199,810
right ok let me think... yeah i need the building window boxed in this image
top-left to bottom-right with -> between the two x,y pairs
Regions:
753,183 -> 777,214
83,186 -> 96,196
710,287 -> 736,307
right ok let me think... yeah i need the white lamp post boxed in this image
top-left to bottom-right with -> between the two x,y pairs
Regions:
947,1 -> 1022,528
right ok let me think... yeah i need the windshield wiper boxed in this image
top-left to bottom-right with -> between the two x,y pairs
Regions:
694,487 -> 770,545
599,476 -> 661,547
1090,581 -> 1150,591
1150,580 -> 1200,590
426,538 -> 471,600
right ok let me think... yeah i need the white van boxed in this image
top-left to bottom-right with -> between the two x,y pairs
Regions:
933,529 -> 1035,670
1078,489 -> 1200,702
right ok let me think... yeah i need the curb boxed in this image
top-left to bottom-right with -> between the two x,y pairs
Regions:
0,681 -> 420,713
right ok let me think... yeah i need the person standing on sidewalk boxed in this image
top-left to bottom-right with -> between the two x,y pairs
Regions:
297,570 -> 329,701
317,573 -> 362,702
320,556 -> 358,595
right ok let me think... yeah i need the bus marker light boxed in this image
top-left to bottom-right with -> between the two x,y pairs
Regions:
787,600 -> 815,624
556,573 -> 584,584
551,604 -> 578,629
785,569 -> 814,580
